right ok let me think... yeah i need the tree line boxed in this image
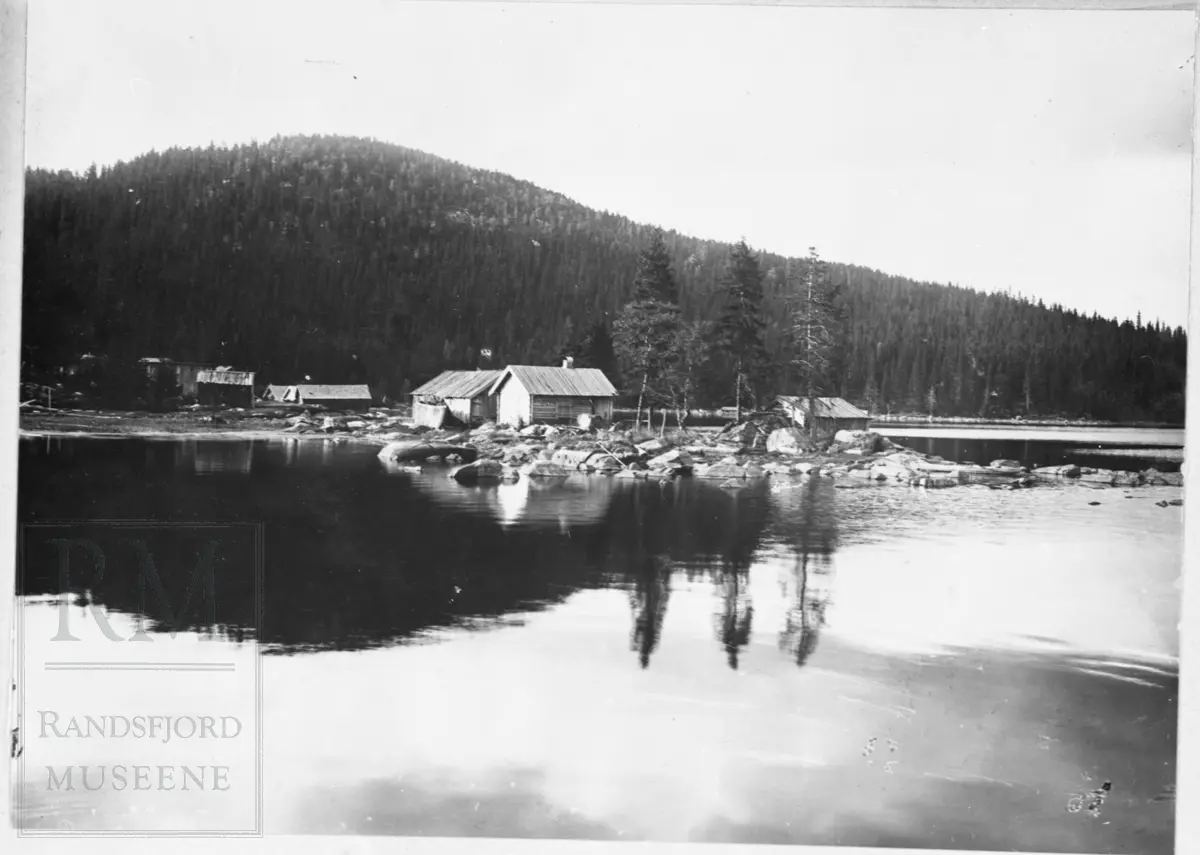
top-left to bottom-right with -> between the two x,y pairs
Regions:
21,134 -> 1187,422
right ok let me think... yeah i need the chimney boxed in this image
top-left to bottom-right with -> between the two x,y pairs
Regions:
563,356 -> 575,369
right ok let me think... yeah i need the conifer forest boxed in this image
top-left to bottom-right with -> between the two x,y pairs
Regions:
21,134 -> 1187,422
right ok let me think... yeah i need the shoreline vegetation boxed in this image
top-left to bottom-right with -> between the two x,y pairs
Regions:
19,405 -> 1185,497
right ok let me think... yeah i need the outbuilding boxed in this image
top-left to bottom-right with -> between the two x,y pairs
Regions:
776,395 -> 870,434
294,384 -> 373,412
410,369 -> 503,428
488,359 -> 617,428
196,369 -> 256,408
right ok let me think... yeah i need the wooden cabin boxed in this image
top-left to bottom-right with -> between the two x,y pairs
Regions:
777,395 -> 870,433
294,384 -> 373,412
175,361 -> 214,398
488,359 -> 617,428
410,369 -> 503,428
196,369 -> 256,408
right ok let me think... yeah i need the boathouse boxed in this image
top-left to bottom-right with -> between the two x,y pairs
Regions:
777,395 -> 870,433
196,369 -> 256,408
410,369 -> 503,428
488,359 -> 617,428
294,384 -> 373,412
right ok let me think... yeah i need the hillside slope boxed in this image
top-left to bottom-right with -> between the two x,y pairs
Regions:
21,134 -> 1186,421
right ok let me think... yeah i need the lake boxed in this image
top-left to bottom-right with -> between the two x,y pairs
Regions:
870,425 -> 1185,472
14,432 -> 1181,851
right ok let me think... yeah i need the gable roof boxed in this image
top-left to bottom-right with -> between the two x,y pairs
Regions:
265,384 -> 296,400
489,365 -> 617,398
296,384 -> 372,401
777,395 -> 869,420
411,369 -> 503,400
197,370 -> 255,386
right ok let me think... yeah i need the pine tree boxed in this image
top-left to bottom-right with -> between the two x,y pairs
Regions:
788,248 -> 841,436
716,240 -> 770,420
613,232 -> 684,426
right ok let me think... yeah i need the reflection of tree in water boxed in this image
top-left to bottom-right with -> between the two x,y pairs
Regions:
630,554 -> 672,669
711,489 -> 765,671
619,484 -> 674,669
715,566 -> 754,670
774,479 -> 839,668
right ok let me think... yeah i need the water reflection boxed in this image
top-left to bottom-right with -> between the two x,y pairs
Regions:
15,437 -> 1180,850
774,480 -> 838,668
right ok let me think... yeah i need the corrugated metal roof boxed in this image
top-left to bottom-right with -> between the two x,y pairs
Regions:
197,370 -> 255,386
778,395 -> 870,419
490,365 -> 617,398
411,369 -> 502,400
297,384 -> 372,401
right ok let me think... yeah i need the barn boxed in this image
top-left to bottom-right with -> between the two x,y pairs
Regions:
410,369 -> 503,429
488,359 -> 617,428
777,395 -> 870,433
196,370 -> 256,408
294,384 -> 373,412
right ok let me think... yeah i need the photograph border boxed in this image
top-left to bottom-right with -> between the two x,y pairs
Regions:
0,1 -> 1196,854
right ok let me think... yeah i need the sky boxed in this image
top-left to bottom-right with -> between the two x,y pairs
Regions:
22,1 -> 1197,327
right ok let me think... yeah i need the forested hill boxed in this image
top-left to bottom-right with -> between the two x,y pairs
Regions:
22,134 -> 1187,421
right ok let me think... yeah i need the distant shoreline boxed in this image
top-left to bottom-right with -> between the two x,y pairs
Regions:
868,415 -> 1184,429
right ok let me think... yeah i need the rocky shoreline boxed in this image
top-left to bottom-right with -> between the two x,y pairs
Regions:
363,413 -> 1184,497
20,406 -> 1184,501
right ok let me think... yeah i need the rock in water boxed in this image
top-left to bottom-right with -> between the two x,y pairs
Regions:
636,437 -> 673,455
521,460 -> 570,478
766,427 -> 807,455
700,462 -> 747,480
452,459 -> 504,484
647,448 -> 693,472
1032,464 -> 1081,479
989,459 -> 1023,469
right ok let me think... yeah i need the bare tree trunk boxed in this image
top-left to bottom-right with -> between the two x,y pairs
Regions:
734,365 -> 743,422
635,369 -> 648,428
659,409 -> 667,437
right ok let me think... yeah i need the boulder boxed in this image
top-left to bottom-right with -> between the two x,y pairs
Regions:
791,462 -> 818,476
522,460 -> 570,478
452,459 -> 505,484
577,413 -> 605,431
519,424 -> 546,438
1077,469 -> 1118,485
700,463 -> 747,480
766,427 -> 808,455
870,459 -> 914,482
989,459 -> 1022,470
551,448 -> 601,470
500,466 -> 521,483
1112,471 -> 1145,487
636,438 -> 673,455
915,475 -> 958,489
1032,464 -> 1081,479
648,449 -> 693,471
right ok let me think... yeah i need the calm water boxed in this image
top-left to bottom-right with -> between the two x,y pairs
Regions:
15,434 -> 1181,851
871,425 -> 1185,471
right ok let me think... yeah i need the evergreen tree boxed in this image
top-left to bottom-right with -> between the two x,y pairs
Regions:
787,247 -> 841,435
716,240 -> 770,420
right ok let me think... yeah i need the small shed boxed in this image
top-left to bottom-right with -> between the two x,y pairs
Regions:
777,395 -> 870,433
410,369 -> 502,428
295,384 -> 373,412
175,361 -> 214,398
196,370 -> 256,408
489,359 -> 617,428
